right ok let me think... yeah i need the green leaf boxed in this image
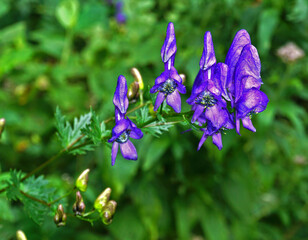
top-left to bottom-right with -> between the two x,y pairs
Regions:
81,108 -> 110,145
55,106 -> 92,149
56,0 -> 79,29
6,170 -> 23,201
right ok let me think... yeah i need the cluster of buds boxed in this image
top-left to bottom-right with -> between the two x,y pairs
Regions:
54,204 -> 67,227
73,191 -> 86,215
94,188 -> 117,225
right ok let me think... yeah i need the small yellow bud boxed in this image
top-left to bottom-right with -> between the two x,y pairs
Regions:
16,230 -> 27,240
101,200 -> 117,225
94,187 -> 111,212
179,74 -> 186,84
75,168 -> 90,192
131,68 -> 144,90
0,118 -> 5,139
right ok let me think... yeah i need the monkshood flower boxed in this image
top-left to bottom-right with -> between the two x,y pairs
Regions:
226,33 -> 269,134
198,105 -> 234,150
150,22 -> 186,113
115,1 -> 126,24
108,75 -> 143,166
225,29 -> 251,103
186,31 -> 234,150
186,32 -> 230,123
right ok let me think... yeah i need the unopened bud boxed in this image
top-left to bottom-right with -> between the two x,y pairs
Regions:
179,74 -> 186,84
94,187 -> 111,212
75,168 -> 90,192
131,68 -> 144,90
101,200 -> 117,225
54,204 -> 67,227
73,191 -> 86,215
16,230 -> 27,240
127,81 -> 140,101
0,118 -> 5,139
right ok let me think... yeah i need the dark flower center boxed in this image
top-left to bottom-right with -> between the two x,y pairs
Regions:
247,111 -> 257,119
159,79 -> 176,94
116,131 -> 129,143
195,91 -> 217,107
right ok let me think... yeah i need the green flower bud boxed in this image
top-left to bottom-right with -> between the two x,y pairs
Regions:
54,204 -> 67,227
94,187 -> 111,212
179,73 -> 186,84
131,68 -> 144,90
73,191 -> 86,215
0,118 -> 5,139
16,230 -> 27,240
127,81 -> 139,101
101,200 -> 117,225
75,168 -> 90,192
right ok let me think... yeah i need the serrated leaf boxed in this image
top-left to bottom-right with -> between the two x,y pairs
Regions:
55,106 -> 92,149
6,170 -> 23,201
135,107 -> 152,125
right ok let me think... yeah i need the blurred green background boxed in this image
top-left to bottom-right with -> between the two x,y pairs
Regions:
1,0 -> 308,239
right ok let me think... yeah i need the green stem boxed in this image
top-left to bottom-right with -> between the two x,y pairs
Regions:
48,188 -> 75,206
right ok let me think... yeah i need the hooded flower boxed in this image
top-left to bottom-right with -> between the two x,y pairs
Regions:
108,75 -> 143,166
225,29 -> 251,103
187,31 -> 234,150
150,22 -> 186,113
228,38 -> 269,134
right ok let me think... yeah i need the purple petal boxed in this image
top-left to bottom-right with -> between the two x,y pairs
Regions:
154,92 -> 165,111
225,29 -> 251,99
176,82 -> 186,94
192,104 -> 205,123
113,75 -> 129,114
111,142 -> 119,166
115,108 -> 125,123
212,133 -> 223,150
242,117 -> 256,132
236,88 -> 269,118
130,127 -> 143,139
120,140 -> 138,160
199,31 -> 216,71
109,119 -> 130,142
161,22 -> 177,64
236,116 -> 241,135
234,44 -> 262,102
154,71 -> 168,85
166,90 -> 181,113
197,132 -> 208,151
214,63 -> 229,101
204,105 -> 229,129
191,70 -> 207,96
169,67 -> 182,83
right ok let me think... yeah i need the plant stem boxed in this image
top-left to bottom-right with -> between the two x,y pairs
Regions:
20,190 -> 50,207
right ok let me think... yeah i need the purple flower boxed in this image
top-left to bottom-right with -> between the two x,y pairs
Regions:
108,75 -> 143,166
225,29 -> 251,103
187,31 -> 234,150
150,22 -> 186,113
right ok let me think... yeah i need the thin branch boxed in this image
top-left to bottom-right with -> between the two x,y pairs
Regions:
19,190 -> 50,207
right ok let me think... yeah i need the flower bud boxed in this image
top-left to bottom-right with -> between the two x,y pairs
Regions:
131,68 -> 144,90
127,81 -> 140,101
16,230 -> 27,240
73,191 -> 86,215
75,168 -> 90,192
54,204 -> 67,227
94,187 -> 111,212
0,118 -> 5,139
179,73 -> 186,84
101,200 -> 117,225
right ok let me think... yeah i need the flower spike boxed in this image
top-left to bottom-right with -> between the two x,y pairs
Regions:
151,22 -> 186,113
